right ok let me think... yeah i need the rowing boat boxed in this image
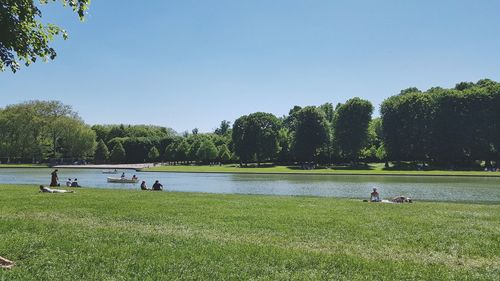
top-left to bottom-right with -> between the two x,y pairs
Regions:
107,177 -> 139,183
102,170 -> 118,174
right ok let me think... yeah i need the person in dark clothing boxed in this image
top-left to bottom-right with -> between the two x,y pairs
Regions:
152,180 -> 163,191
70,178 -> 81,187
140,181 -> 149,191
50,169 -> 60,187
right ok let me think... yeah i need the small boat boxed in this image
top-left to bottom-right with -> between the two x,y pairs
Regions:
107,177 -> 139,183
102,170 -> 118,174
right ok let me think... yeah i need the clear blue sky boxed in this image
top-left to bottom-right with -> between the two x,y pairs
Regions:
1,0 -> 499,133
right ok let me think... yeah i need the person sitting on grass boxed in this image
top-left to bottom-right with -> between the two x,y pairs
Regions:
71,178 -> 81,187
66,178 -> 72,187
140,181 -> 149,191
39,185 -> 74,193
370,188 -> 381,202
152,180 -> 163,191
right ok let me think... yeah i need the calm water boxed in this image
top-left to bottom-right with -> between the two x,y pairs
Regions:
0,168 -> 499,203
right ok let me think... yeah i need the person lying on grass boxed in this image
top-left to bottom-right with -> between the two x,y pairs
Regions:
39,185 -> 74,193
0,256 -> 14,269
391,196 -> 412,203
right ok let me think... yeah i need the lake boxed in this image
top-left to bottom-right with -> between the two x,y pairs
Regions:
0,168 -> 499,203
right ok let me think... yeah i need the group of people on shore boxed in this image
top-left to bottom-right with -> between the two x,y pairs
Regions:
140,180 -> 164,191
369,188 -> 412,203
65,178 -> 81,187
48,169 -> 411,202
50,169 -> 82,187
44,169 -> 165,193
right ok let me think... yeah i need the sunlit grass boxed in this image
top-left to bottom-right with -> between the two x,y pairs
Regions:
0,184 -> 499,280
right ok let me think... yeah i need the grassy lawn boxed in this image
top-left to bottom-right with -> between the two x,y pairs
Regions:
0,185 -> 498,280
143,163 -> 500,177
0,164 -> 49,168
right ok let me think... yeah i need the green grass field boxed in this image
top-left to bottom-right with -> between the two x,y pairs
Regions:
143,163 -> 500,177
0,185 -> 498,280
0,164 -> 49,168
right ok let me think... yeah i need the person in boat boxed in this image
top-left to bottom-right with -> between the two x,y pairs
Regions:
152,180 -> 163,191
121,172 -> 126,179
140,181 -> 149,191
71,178 -> 81,187
132,175 -> 138,180
66,178 -> 72,187
370,188 -> 381,202
50,169 -> 60,187
39,185 -> 74,193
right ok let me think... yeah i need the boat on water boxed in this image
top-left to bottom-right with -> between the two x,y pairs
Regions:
102,170 -> 118,174
107,177 -> 139,183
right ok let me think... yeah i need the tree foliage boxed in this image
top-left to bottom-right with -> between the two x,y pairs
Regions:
381,79 -> 500,166
0,0 -> 90,72
148,146 -> 160,162
197,140 -> 218,163
110,142 -> 126,164
293,106 -> 330,162
94,139 -> 110,163
232,112 -> 280,165
0,100 -> 95,161
333,98 -> 373,162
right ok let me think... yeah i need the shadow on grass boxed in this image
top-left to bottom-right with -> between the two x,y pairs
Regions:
237,163 -> 277,168
286,164 -> 375,171
382,162 -> 486,172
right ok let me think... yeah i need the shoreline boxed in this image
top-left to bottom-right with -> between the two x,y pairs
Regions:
2,184 -> 499,204
2,164 -> 500,178
139,168 -> 500,178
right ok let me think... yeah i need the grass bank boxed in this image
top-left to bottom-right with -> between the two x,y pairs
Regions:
0,185 -> 498,280
143,163 -> 500,177
0,164 -> 48,168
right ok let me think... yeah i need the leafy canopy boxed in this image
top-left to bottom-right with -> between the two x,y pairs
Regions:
0,0 -> 90,72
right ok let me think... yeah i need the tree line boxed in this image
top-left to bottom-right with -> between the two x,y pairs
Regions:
381,79 -> 500,168
0,101 -> 96,163
1,78 -> 499,168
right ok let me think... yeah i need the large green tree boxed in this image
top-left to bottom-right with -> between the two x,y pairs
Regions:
55,116 -> 96,158
232,115 -> 253,165
148,146 -> 160,162
94,139 -> 110,163
0,0 -> 90,72
196,140 -> 218,164
110,142 -> 126,164
333,98 -> 373,162
217,144 -> 231,163
293,106 -> 330,162
232,112 -> 281,166
381,93 -> 435,163
0,100 -> 95,162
